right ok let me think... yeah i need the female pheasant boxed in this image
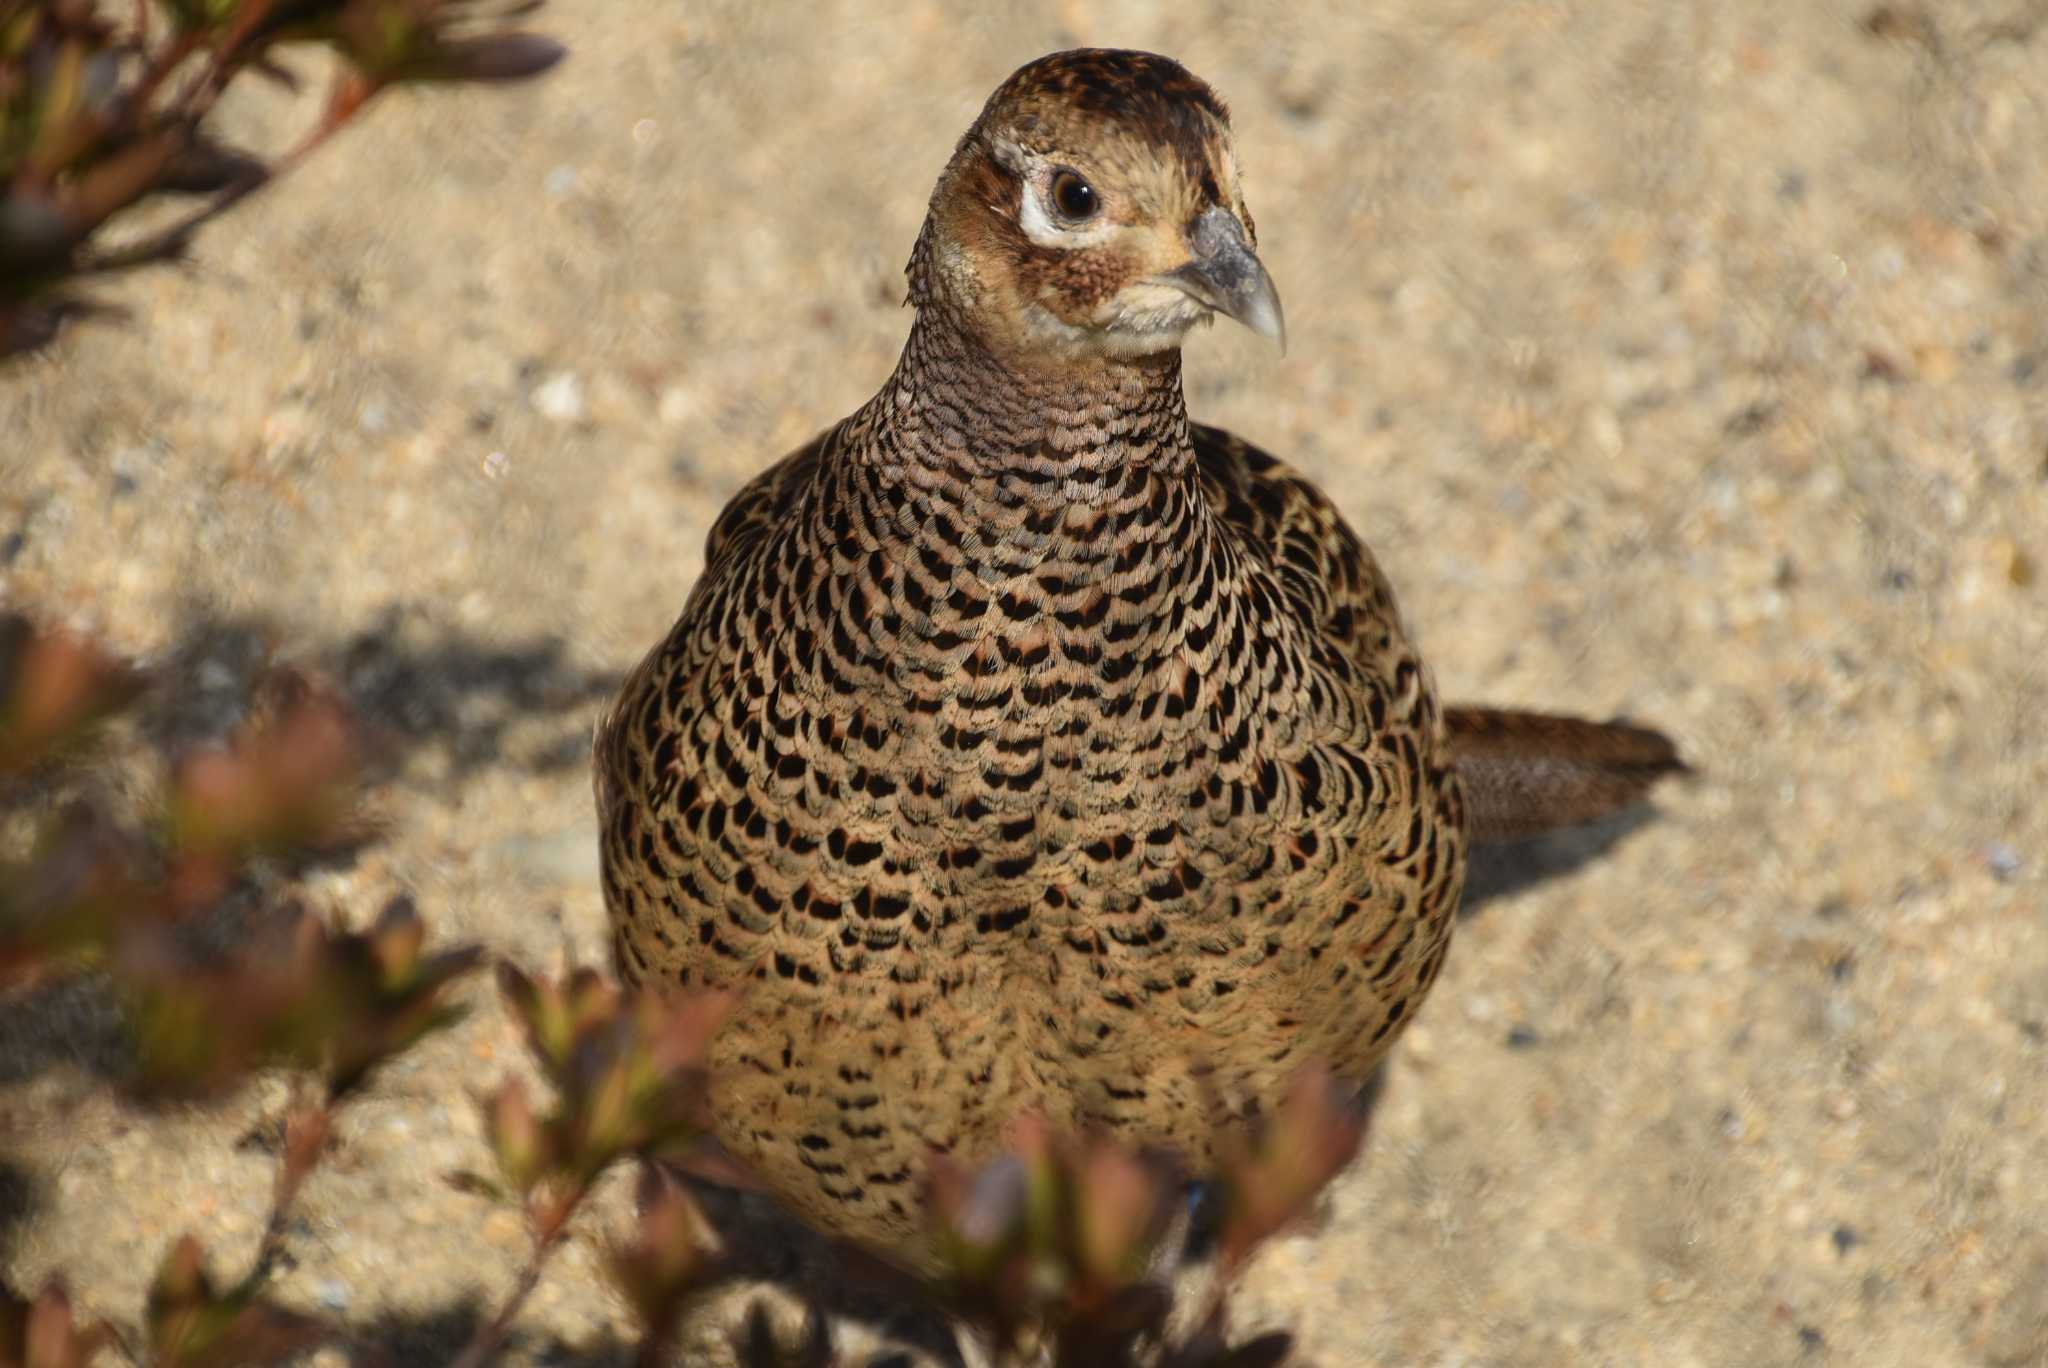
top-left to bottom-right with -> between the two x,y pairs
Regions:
596,48 -> 1681,1271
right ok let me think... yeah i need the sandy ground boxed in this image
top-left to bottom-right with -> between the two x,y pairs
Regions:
3,2 -> 2045,1364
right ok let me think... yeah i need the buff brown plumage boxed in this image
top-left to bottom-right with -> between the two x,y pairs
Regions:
595,48 -> 1681,1271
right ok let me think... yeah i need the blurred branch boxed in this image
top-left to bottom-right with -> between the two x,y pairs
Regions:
1,613 -> 1347,1363
0,0 -> 565,359
450,966 -> 732,1368
0,613 -> 484,1359
608,1163 -> 721,1368
145,1232 -> 326,1368
923,1081 -> 1360,1367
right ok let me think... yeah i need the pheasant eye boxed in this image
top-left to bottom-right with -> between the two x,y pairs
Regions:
1050,169 -> 1098,221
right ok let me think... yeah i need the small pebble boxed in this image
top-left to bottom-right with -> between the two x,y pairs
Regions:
314,1278 -> 350,1313
110,446 -> 152,495
1984,844 -> 2021,881
532,372 -> 586,424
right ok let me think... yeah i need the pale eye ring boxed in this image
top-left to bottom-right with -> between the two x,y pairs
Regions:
1050,168 -> 1098,222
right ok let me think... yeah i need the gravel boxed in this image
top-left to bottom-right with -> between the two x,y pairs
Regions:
3,4 -> 2043,1364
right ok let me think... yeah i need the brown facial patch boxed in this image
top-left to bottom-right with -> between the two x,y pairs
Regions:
931,114 -> 1146,326
1025,238 -> 1140,315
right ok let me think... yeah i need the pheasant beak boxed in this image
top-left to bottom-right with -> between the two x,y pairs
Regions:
1165,205 -> 1286,353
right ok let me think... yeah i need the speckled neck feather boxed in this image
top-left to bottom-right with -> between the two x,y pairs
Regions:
871,295 -> 1196,477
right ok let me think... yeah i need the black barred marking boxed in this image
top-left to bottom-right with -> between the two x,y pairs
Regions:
593,49 -> 1469,1274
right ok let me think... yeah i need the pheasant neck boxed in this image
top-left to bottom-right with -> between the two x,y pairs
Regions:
864,301 -> 1199,501
831,298 -> 1213,665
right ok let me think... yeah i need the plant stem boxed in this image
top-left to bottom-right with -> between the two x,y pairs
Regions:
232,1091 -> 332,1295
448,1192 -> 586,1368
631,1323 -> 678,1368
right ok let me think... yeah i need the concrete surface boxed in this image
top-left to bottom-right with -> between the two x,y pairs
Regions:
3,3 -> 2044,1364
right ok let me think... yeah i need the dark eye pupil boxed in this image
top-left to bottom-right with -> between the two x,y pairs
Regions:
1053,172 -> 1096,219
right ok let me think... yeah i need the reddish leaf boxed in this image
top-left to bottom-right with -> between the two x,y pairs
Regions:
0,621 -> 143,774
605,1164 -> 720,1338
145,1233 -> 327,1367
1216,1066 -> 1365,1271
0,1279 -> 114,1368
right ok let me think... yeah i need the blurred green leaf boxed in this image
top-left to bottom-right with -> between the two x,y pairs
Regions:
604,1163 -> 721,1345
482,968 -> 730,1237
1215,1066 -> 1364,1272
121,900 -> 482,1102
166,682 -> 362,867
145,1234 -> 325,1368
928,1118 -> 1184,1359
0,801 -> 150,986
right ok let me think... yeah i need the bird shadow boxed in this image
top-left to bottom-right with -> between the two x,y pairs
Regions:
0,1160 -> 39,1274
679,1178 -> 969,1365
345,1287 -> 928,1367
0,973 -> 132,1090
345,1299 -> 637,1368
0,887 -> 294,1089
131,601 -> 623,783
1458,805 -> 1664,918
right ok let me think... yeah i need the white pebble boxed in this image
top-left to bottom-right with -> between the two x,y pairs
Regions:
532,372 -> 586,424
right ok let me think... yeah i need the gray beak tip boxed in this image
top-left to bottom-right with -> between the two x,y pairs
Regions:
1172,205 -> 1287,356
1247,289 -> 1287,355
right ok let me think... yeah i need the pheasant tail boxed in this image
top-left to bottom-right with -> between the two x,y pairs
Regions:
1445,707 -> 1688,845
